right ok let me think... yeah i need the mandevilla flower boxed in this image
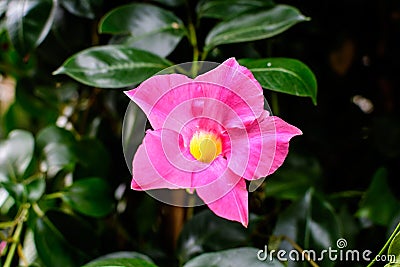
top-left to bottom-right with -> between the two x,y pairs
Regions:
125,58 -> 302,227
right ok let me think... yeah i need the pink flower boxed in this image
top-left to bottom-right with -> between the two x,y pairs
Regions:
0,241 -> 6,255
125,58 -> 302,227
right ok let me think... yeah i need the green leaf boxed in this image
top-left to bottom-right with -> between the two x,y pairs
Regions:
5,0 -> 56,55
87,251 -> 154,264
205,5 -> 309,50
63,177 -> 114,217
83,258 -> 158,267
59,0 -> 103,19
183,247 -> 284,267
36,126 -> 77,176
14,81 -> 59,125
273,188 -> 341,267
388,231 -> 400,265
177,210 -> 248,263
53,45 -> 172,88
0,181 -> 26,202
74,138 -> 109,179
42,143 -> 76,176
36,125 -> 76,151
26,176 -> 46,202
99,3 -> 185,57
0,130 -> 34,180
33,216 -> 84,267
356,168 -> 400,226
239,57 -> 317,104
264,154 -> 321,200
133,195 -> 158,236
196,0 -> 275,20
46,210 -> 99,255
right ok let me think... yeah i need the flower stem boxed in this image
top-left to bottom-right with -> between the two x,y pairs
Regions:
366,221 -> 400,267
188,22 -> 199,63
22,173 -> 44,185
44,192 -> 64,200
184,0 -> 201,77
32,202 -> 45,218
3,205 -> 29,267
278,235 -> 320,267
0,221 -> 15,229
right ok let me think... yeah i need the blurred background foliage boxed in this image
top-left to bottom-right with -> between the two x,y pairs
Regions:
0,0 -> 399,266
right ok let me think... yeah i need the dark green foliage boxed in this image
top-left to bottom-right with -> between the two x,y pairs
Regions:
0,0 -> 399,267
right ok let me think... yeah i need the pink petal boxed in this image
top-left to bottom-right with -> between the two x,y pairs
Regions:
125,58 -> 265,131
264,116 -> 302,175
147,82 -> 257,131
197,173 -> 248,227
195,57 -> 264,125
124,74 -> 193,129
161,97 -> 246,147
131,142 -> 179,190
191,156 -> 229,187
132,128 -> 227,190
132,130 -> 192,190
228,113 -> 302,180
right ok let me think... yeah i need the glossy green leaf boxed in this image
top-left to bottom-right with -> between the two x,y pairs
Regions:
33,216 -> 84,267
0,130 -> 34,180
273,188 -> 341,267
53,45 -> 172,88
83,258 -> 158,267
26,176 -> 46,202
99,3 -> 185,57
0,181 -> 26,202
177,210 -> 248,263
60,0 -> 103,19
205,5 -> 309,50
63,177 -> 114,217
356,168 -> 400,226
5,0 -> 56,55
388,231 -> 400,265
88,251 -> 154,264
36,125 -> 76,151
36,126 -> 77,176
183,247 -> 284,267
239,58 -> 317,104
42,143 -> 76,176
20,229 -> 39,266
196,0 -> 275,20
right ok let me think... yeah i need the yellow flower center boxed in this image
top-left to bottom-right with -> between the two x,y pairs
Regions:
189,131 -> 222,163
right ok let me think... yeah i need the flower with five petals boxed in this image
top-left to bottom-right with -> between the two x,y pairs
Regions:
125,58 -> 302,227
